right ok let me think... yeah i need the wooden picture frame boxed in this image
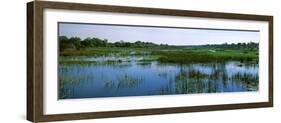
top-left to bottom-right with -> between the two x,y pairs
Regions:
27,1 -> 273,122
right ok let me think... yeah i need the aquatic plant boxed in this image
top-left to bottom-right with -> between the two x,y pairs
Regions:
116,74 -> 144,88
232,72 -> 259,91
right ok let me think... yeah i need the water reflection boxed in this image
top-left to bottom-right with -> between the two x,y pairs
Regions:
59,56 -> 259,99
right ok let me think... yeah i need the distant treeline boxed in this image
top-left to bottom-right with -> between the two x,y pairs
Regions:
59,36 -> 169,51
59,36 -> 259,51
189,42 -> 259,50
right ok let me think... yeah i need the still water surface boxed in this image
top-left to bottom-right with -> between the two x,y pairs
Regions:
59,56 -> 259,99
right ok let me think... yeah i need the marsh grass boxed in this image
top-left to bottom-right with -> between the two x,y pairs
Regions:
232,72 -> 259,91
59,60 -> 97,64
104,60 -> 123,64
137,62 -> 152,66
60,47 -> 258,64
60,48 -> 122,56
58,73 -> 95,99
103,74 -> 144,89
154,49 -> 258,64
58,47 -> 259,98
174,69 -> 210,93
116,74 -> 144,88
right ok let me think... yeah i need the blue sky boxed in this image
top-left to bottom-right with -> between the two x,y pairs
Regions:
59,23 -> 259,45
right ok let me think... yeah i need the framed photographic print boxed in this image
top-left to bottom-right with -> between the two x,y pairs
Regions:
27,1 -> 273,122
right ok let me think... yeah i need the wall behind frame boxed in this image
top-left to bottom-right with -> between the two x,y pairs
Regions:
0,0 -> 280,123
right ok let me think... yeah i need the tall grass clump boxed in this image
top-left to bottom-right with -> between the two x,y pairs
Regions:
154,49 -> 258,64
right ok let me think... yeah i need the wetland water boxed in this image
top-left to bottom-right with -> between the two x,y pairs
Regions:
59,55 -> 259,99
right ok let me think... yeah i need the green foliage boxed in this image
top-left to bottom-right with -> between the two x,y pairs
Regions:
81,37 -> 108,47
60,48 -> 123,56
59,36 -> 168,52
198,42 -> 259,50
59,36 -> 259,53
59,60 -> 97,64
59,36 -> 82,51
154,49 -> 258,63
232,72 -> 259,91
59,36 -> 259,64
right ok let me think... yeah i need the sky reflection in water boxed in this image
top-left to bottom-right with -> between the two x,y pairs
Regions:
59,56 -> 259,99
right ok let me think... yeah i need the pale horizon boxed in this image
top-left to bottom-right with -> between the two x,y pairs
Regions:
59,23 -> 260,46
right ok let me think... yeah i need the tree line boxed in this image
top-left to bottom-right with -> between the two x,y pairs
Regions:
59,36 -> 168,51
59,36 -> 259,51
202,42 -> 259,50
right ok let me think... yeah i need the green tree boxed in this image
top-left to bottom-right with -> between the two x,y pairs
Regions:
59,36 -> 81,51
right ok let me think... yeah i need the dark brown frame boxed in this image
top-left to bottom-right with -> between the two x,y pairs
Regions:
27,1 -> 273,122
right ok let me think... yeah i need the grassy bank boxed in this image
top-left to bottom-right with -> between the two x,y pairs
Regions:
59,47 -> 258,64
154,48 -> 258,63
